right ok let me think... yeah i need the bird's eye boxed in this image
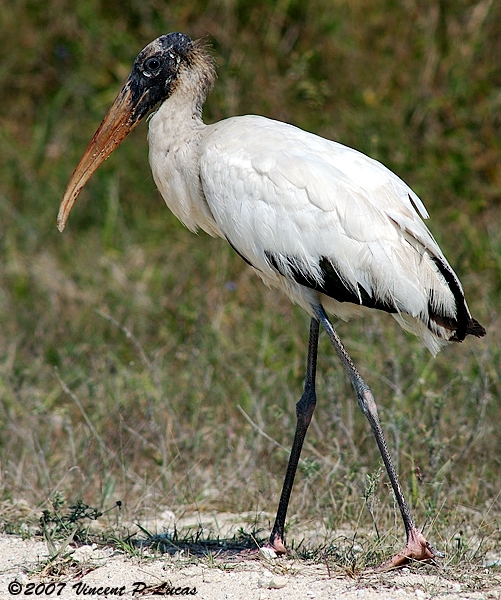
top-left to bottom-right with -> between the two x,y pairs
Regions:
144,57 -> 161,74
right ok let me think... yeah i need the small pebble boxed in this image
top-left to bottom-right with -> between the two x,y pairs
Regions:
71,545 -> 94,563
258,574 -> 288,589
259,547 -> 277,560
269,576 -> 288,589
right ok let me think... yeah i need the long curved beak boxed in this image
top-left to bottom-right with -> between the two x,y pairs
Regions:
57,79 -> 143,232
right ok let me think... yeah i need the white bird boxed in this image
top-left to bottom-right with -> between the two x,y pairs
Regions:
58,33 -> 485,570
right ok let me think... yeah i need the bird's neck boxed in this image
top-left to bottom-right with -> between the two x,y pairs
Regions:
165,41 -> 216,121
148,43 -> 215,142
146,54 -> 222,238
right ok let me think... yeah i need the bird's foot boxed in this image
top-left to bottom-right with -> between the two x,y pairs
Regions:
229,533 -> 287,560
263,533 -> 287,555
374,527 -> 443,572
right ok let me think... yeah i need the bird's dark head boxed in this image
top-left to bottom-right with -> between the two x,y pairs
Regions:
127,33 -> 196,121
57,32 -> 215,232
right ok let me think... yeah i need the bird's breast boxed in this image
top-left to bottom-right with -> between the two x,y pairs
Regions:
147,105 -> 223,238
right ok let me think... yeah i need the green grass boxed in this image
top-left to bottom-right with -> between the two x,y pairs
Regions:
0,0 -> 500,571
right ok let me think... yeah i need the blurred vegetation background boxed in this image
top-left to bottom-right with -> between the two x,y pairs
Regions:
0,0 -> 500,559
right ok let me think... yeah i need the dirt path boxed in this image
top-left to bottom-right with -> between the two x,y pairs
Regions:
0,533 -> 499,600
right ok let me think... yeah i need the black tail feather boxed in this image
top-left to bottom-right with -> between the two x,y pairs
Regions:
429,257 -> 485,342
466,318 -> 486,338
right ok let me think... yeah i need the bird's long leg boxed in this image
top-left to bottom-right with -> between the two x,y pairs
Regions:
268,317 -> 320,554
313,304 -> 441,570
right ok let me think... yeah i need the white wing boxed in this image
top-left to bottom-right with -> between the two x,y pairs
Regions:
199,115 -> 464,353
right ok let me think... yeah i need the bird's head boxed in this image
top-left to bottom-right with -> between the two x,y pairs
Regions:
123,32 -> 196,123
57,32 -> 213,232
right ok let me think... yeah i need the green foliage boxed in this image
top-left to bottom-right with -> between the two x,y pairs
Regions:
0,0 -> 500,563
40,497 -> 103,544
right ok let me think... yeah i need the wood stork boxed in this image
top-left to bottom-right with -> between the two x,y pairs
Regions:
58,33 -> 485,570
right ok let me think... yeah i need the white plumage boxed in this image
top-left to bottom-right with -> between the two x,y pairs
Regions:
149,109 -> 465,355
58,33 -> 485,570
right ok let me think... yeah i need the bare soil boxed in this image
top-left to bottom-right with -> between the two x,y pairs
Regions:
1,515 -> 500,600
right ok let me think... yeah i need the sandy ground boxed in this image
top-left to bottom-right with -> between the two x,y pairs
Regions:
0,511 -> 499,599
1,533 -> 500,600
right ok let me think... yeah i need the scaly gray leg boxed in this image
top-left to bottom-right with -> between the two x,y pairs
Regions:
313,303 -> 440,570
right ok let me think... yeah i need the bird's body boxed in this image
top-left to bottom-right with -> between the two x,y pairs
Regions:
58,33 -> 485,570
149,106 -> 478,355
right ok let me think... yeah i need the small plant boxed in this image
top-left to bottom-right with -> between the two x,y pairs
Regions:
363,467 -> 383,542
39,496 -> 121,558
